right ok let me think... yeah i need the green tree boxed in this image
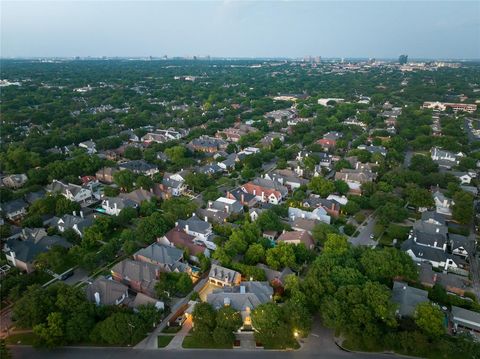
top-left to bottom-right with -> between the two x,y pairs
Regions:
308,177 -> 335,197
33,312 -> 65,348
414,302 -> 445,339
334,180 -> 349,195
244,243 -> 265,265
113,170 -> 136,192
266,243 -> 296,270
323,233 -> 349,256
452,191 -> 473,224
124,146 -> 143,160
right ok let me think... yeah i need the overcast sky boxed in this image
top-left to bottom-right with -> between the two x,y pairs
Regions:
1,1 -> 479,59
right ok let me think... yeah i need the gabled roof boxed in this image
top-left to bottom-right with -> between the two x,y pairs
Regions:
177,215 -> 211,234
134,243 -> 184,266
85,276 -> 128,305
119,189 -> 155,205
111,259 -> 158,284
209,264 -> 241,284
392,281 -> 429,317
163,227 -> 207,256
1,198 -> 27,214
207,281 -> 273,312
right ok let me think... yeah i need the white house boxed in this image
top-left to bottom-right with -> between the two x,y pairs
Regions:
288,206 -> 331,224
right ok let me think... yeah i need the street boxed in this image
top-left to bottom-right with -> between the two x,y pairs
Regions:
10,321 -> 397,359
348,214 -> 378,247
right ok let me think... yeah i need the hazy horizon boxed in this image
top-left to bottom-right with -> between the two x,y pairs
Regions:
1,1 -> 479,59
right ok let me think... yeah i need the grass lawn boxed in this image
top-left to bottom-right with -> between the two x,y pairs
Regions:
162,326 -> 181,334
5,332 -> 38,345
182,335 -> 232,349
157,335 -> 174,348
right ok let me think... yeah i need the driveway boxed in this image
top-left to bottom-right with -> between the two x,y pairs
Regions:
164,316 -> 192,349
198,281 -> 217,301
134,277 -> 208,350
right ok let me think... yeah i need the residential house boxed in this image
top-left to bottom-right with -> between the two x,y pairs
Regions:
78,140 -> 97,154
2,174 -> 28,189
159,172 -> 187,198
288,206 -> 331,224
391,281 -> 429,318
302,195 -> 341,218
1,199 -> 28,221
176,214 -> 215,250
3,234 -> 71,273
197,163 -> 223,176
46,180 -> 92,203
433,189 -> 454,216
260,132 -> 285,146
277,230 -> 315,250
431,147 -> 464,168
141,128 -> 187,144
96,167 -> 118,184
241,178 -> 288,205
451,306 -> 480,335
335,169 -> 376,195
316,131 -> 343,151
216,123 -> 258,142
419,262 -> 472,296
55,212 -> 94,237
291,218 -> 319,233
134,243 -> 191,274
200,197 -> 243,223
130,292 -> 164,312
119,188 -> 156,205
118,160 -> 159,177
111,259 -> 159,297
119,129 -> 140,142
101,197 -> 138,216
451,172 -> 472,185
208,264 -> 242,287
249,208 -> 266,222
158,227 -> 210,263
226,188 -> 257,207
263,170 -> 308,191
358,145 -> 387,157
207,281 -> 273,329
85,276 -> 129,306
24,189 -> 46,205
264,108 -> 297,123
255,264 -> 293,287
188,136 -> 227,153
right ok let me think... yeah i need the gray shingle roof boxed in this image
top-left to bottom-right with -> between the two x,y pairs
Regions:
392,281 -> 429,317
85,276 -> 128,306
209,264 -> 241,284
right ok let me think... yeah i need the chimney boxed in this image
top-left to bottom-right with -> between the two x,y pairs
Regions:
223,297 -> 231,306
192,213 -> 196,217
240,286 -> 246,294
225,205 -> 229,213
241,193 -> 245,204
94,292 -> 101,305
204,216 -> 208,223
185,224 -> 189,233
73,210 -> 77,217
436,228 -> 439,233
80,211 -> 84,218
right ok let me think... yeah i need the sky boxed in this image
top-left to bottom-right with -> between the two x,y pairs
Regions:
1,1 -> 479,59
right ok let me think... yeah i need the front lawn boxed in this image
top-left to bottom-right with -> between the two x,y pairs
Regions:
262,340 -> 300,350
162,326 -> 181,334
5,332 -> 38,345
182,335 -> 232,349
157,335 -> 174,348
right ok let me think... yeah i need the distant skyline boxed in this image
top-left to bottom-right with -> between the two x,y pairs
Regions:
1,1 -> 479,59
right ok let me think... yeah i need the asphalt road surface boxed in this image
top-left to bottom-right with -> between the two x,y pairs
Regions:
10,347 -> 399,359
10,321 -> 398,359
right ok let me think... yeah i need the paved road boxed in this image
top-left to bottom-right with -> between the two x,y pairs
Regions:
11,321 -> 397,359
349,215 -> 378,247
9,347 -> 400,359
